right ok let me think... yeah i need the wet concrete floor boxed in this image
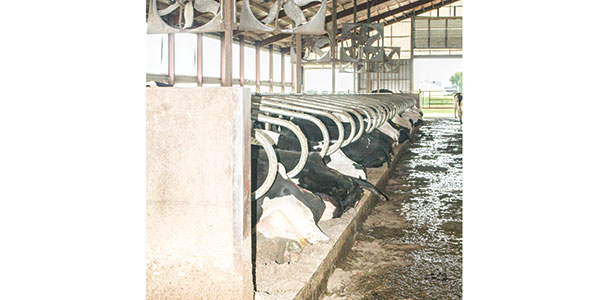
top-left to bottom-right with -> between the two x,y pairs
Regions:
323,118 -> 462,300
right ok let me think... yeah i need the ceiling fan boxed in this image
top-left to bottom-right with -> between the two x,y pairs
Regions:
239,0 -> 327,34
290,32 -> 332,64
147,0 -> 224,33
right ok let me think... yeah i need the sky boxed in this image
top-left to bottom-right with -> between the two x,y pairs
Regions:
413,58 -> 462,90
303,69 -> 355,93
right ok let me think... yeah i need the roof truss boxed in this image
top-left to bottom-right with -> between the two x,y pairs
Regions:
260,0 -> 458,46
146,0 -> 460,48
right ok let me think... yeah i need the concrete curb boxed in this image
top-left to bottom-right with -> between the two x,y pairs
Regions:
292,128 -> 419,300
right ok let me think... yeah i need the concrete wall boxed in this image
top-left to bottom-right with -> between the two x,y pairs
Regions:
146,87 -> 252,299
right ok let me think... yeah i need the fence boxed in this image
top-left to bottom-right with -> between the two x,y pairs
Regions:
417,90 -> 457,109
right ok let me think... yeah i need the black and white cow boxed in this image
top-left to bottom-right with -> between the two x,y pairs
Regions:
264,128 -> 367,180
392,106 -> 423,131
387,119 -> 411,143
252,147 -> 331,245
282,117 -> 395,169
377,121 -> 401,145
254,147 -> 388,216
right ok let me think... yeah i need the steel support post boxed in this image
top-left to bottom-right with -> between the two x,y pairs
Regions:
366,1 -> 371,93
296,34 -> 302,94
281,50 -> 286,93
409,17 -> 415,92
291,62 -> 295,92
240,36 -> 245,87
331,0 -> 337,94
352,0 -> 357,93
269,45 -> 274,93
197,33 -> 203,86
220,0 -> 235,87
256,43 -> 261,93
168,33 -> 175,86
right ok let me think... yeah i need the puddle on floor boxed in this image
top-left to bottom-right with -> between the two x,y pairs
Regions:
323,118 -> 463,300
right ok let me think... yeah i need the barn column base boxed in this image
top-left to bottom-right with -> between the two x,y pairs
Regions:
146,87 -> 253,300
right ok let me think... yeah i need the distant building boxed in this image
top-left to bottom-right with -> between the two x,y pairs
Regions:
416,80 -> 444,91
444,86 -> 459,95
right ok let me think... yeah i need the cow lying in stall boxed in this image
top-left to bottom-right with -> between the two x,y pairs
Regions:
251,109 -> 416,264
252,148 -> 328,263
391,106 -> 424,134
252,144 -> 385,264
253,145 -> 387,220
251,130 -> 393,262
263,128 -> 367,180
292,115 -> 413,168
281,117 -> 398,169
370,89 -> 424,136
370,87 -> 424,130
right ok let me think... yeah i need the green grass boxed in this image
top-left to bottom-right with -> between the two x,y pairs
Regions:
422,108 -> 455,118
421,95 -> 454,101
420,95 -> 455,107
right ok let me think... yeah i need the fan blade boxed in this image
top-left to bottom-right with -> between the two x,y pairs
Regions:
284,0 -> 306,27
363,45 -> 377,56
261,1 -> 280,25
365,34 -> 381,47
184,1 -> 194,28
158,2 -> 180,16
313,37 -> 329,49
312,46 -> 324,57
193,0 -> 220,15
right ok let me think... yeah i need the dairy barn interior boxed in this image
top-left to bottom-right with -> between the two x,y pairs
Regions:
146,0 -> 463,299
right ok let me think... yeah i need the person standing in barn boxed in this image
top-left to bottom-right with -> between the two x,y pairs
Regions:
454,92 -> 463,124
